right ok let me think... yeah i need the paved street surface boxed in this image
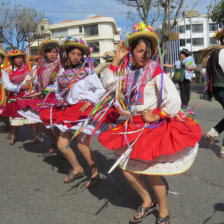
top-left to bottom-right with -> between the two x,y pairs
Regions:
0,94 -> 224,224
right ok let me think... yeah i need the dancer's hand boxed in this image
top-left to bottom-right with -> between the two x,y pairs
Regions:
20,80 -> 31,90
111,41 -> 129,67
142,110 -> 161,123
79,101 -> 92,112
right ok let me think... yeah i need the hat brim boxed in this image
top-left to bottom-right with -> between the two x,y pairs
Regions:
129,31 -> 158,49
62,42 -> 90,56
0,51 -> 5,57
39,40 -> 60,54
215,30 -> 224,40
7,53 -> 26,57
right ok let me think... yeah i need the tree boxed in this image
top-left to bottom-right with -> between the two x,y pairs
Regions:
208,0 -> 224,25
0,1 -> 44,51
118,0 -> 161,26
118,0 -> 186,60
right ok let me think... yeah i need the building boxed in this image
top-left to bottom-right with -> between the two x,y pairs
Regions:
31,16 -> 121,67
165,10 -> 221,66
0,23 -> 3,50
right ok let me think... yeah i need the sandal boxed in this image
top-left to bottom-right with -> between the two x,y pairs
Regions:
220,146 -> 224,158
33,137 -> 41,144
156,215 -> 170,224
85,175 -> 101,188
8,136 -> 15,145
48,144 -> 57,155
205,133 -> 215,145
64,170 -> 85,184
130,203 -> 156,223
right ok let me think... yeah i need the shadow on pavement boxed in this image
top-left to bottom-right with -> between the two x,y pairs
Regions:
199,135 -> 221,157
203,202 -> 224,224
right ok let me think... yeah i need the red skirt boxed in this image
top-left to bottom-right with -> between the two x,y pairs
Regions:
16,92 -> 58,111
98,115 -> 202,161
39,101 -> 120,128
1,91 -> 26,118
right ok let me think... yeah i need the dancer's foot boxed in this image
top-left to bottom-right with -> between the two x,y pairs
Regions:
64,168 -> 85,183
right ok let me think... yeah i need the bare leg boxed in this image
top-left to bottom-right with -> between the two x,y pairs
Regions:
123,170 -> 152,207
8,126 -> 19,145
76,133 -> 99,182
57,131 -> 83,182
37,123 -> 58,152
145,175 -> 168,218
31,124 -> 40,142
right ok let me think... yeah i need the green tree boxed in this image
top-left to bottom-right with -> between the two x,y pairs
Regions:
0,1 -> 44,51
208,0 -> 224,24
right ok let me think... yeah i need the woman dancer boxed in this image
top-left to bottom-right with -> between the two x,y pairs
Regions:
39,37 -> 105,187
1,50 -> 37,145
0,49 -> 10,133
18,39 -> 63,151
99,23 -> 201,224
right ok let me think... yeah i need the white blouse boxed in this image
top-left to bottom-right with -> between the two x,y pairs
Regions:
55,72 -> 106,105
101,67 -> 181,117
2,68 -> 20,93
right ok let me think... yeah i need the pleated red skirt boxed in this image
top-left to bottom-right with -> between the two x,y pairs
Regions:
1,91 -> 26,118
39,101 -> 120,128
98,115 -> 202,161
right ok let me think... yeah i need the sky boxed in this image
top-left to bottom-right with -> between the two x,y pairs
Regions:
8,0 -> 211,36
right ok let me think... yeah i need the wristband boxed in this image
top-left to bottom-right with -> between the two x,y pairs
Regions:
152,108 -> 167,119
109,64 -> 118,73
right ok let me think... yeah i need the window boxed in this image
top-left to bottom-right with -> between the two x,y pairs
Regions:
31,48 -> 38,56
79,26 -> 82,33
209,37 -> 218,45
93,58 -> 100,67
186,39 -> 191,44
186,25 -> 190,30
192,38 -> 204,46
209,23 -> 218,32
179,25 -> 185,33
84,25 -> 98,36
180,39 -> 185,46
192,24 -> 203,32
41,25 -> 45,31
52,28 -> 68,37
87,41 -> 99,53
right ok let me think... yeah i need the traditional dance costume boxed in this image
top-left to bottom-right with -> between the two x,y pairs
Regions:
1,62 -> 36,126
39,65 -> 107,135
99,60 -> 202,175
17,40 -> 64,122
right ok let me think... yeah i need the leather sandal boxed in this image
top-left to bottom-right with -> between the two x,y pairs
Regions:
156,215 -> 170,224
48,144 -> 57,155
130,203 -> 156,223
8,136 -> 15,145
85,175 -> 101,188
64,170 -> 85,184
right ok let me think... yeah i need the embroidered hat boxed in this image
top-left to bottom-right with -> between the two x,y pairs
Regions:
214,26 -> 224,40
39,39 -> 60,54
103,50 -> 115,62
7,50 -> 26,57
129,22 -> 159,49
0,50 -> 5,58
62,36 -> 90,56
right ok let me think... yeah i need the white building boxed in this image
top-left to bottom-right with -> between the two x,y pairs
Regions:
31,16 -> 121,66
165,10 -> 221,66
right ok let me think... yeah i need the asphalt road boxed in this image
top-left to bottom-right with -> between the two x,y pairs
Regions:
0,96 -> 224,224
